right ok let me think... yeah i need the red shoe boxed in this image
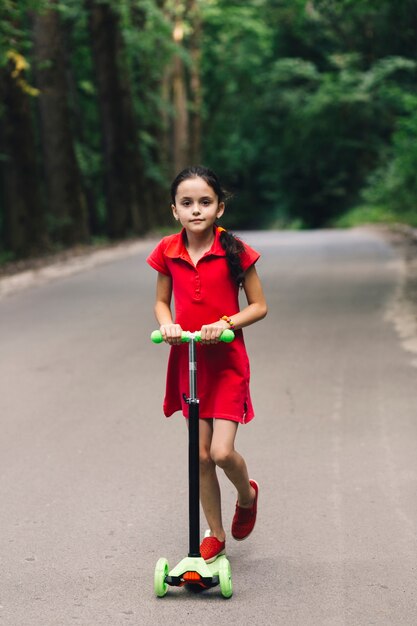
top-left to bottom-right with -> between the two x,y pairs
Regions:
231,479 -> 259,541
199,536 -> 226,563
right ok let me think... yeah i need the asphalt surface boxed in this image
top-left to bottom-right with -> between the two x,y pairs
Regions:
0,229 -> 416,626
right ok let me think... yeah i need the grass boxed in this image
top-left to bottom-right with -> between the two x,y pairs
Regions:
332,205 -> 417,229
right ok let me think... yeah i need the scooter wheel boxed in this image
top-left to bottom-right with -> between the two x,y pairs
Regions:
154,557 -> 169,597
218,557 -> 233,598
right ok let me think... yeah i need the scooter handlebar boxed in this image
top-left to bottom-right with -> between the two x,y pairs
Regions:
151,329 -> 235,344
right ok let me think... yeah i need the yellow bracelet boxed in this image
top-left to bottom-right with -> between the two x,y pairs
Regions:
220,315 -> 235,329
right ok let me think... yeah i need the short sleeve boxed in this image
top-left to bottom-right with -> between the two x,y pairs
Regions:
146,240 -> 171,276
240,242 -> 260,273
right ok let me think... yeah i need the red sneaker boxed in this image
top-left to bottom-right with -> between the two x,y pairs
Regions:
199,536 -> 226,563
231,479 -> 259,541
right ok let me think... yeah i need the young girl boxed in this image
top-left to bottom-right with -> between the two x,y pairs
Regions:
147,166 -> 267,563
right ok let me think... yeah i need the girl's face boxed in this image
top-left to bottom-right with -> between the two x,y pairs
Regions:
172,176 -> 224,234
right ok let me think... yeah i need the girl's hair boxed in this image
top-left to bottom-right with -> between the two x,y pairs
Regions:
171,165 -> 245,287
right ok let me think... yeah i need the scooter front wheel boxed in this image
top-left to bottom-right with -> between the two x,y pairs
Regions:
154,557 -> 169,597
218,557 -> 233,598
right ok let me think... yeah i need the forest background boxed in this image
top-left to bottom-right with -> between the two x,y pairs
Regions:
0,0 -> 416,262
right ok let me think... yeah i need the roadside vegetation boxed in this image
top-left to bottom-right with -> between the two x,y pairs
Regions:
0,0 -> 416,264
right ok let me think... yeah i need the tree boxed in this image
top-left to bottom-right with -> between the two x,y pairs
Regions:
1,0 -> 417,262
188,0 -> 203,164
0,50 -> 47,255
159,0 -> 191,175
199,0 -> 417,228
123,0 -> 172,225
33,0 -> 89,245
0,0 -> 47,257
87,0 -> 150,238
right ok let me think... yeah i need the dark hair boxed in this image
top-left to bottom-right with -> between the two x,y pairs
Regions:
170,165 -> 225,204
171,166 -> 245,287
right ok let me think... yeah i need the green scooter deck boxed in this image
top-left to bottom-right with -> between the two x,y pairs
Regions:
155,554 -> 232,598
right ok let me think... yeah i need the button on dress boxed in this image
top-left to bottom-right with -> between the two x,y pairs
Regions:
147,228 -> 260,424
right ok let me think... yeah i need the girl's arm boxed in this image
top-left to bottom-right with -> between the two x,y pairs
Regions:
233,264 -> 268,329
200,265 -> 267,343
154,272 -> 183,344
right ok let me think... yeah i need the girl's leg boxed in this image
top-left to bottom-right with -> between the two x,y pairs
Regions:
198,418 -> 226,542
210,420 -> 256,508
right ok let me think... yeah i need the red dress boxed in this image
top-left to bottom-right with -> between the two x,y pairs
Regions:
147,228 -> 260,424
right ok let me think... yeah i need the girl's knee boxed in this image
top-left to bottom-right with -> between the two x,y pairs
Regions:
199,447 -> 215,471
210,446 -> 234,469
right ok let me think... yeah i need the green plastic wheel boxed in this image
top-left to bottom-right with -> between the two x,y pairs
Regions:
154,557 -> 169,597
218,558 -> 233,598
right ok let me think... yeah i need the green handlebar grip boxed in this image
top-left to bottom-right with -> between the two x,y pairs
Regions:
217,329 -> 235,343
151,329 -> 235,343
150,330 -> 164,343
150,330 -> 189,343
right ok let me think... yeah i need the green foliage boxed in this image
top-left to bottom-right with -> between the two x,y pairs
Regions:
360,95 -> 417,225
1,0 -> 417,263
120,0 -> 175,180
332,205 -> 409,228
199,0 -> 417,229
257,55 -> 415,227
0,0 -> 48,59
0,249 -> 15,264
200,0 -> 275,226
56,0 -> 106,235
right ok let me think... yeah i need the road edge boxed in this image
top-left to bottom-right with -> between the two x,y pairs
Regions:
369,224 -> 417,367
0,237 -> 157,299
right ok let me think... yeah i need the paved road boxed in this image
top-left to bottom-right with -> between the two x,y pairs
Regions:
1,229 -> 416,626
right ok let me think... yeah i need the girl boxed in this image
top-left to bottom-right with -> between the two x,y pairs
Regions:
147,166 -> 267,563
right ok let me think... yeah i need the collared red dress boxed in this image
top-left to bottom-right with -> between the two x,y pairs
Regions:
147,228 -> 260,424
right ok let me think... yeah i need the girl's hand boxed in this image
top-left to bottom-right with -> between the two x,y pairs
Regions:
199,319 -> 230,344
160,323 -> 183,345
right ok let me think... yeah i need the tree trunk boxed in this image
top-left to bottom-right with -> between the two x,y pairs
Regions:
87,0 -> 148,238
160,65 -> 173,176
60,16 -> 102,238
188,0 -> 202,164
0,53 -> 47,257
120,61 -> 152,234
172,17 -> 190,174
129,2 -> 171,227
33,0 -> 89,246
158,1 -> 191,177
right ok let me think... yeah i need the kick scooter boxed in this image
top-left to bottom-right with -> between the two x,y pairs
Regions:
151,328 -> 234,598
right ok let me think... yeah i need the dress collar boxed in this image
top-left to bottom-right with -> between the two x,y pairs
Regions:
164,227 -> 226,261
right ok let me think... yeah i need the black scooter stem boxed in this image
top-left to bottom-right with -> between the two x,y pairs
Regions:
150,330 -> 234,559
188,400 -> 200,557
188,338 -> 200,557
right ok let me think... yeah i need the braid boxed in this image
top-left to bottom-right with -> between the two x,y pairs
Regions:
218,227 -> 245,288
